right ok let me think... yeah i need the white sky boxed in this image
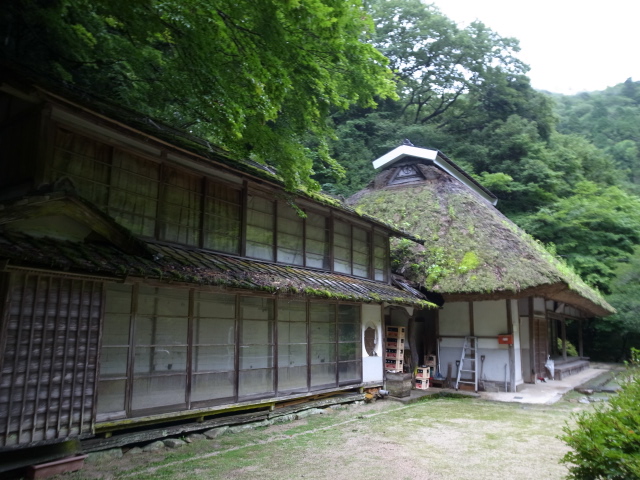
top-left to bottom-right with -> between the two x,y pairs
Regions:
428,0 -> 639,94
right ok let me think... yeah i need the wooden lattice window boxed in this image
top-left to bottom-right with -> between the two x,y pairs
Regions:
203,182 -> 242,254
108,150 -> 159,237
277,202 -> 304,266
0,273 -> 102,448
373,232 -> 389,282
333,220 -> 371,279
246,194 -> 275,261
192,292 -> 236,404
52,127 -> 111,209
277,301 -> 308,394
238,297 -> 275,398
305,211 -> 330,269
159,168 -> 202,246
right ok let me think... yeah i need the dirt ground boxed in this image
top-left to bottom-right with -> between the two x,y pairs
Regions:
48,393 -> 593,480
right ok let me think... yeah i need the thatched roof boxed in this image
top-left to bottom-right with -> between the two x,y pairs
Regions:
348,161 -> 614,317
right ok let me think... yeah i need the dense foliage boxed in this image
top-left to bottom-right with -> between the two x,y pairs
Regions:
560,351 -> 640,479
1,0 -> 396,190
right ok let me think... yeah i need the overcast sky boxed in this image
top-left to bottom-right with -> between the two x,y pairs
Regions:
428,0 -> 639,95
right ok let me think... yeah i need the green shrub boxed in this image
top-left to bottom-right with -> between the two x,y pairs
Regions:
559,349 -> 640,479
557,338 -> 579,357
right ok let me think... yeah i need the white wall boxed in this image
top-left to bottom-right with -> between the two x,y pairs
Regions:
474,300 -> 507,336
439,302 -> 469,336
362,304 -> 383,383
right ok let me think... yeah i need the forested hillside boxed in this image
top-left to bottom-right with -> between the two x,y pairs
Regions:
2,0 -> 638,360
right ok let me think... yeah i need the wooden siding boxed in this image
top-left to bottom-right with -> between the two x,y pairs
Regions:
0,273 -> 102,449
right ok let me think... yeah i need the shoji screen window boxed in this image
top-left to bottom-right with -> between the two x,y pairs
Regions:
305,211 -> 330,269
108,150 -> 159,237
333,220 -> 351,274
277,202 -> 304,265
132,287 -> 189,411
338,305 -> 362,384
246,194 -> 275,261
277,301 -> 308,394
192,292 -> 236,404
352,227 -> 371,278
238,297 -> 275,398
97,284 -> 132,417
203,183 -> 242,254
309,303 -> 337,389
373,233 -> 389,282
160,168 -> 202,246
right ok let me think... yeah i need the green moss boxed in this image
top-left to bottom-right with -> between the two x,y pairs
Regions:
458,251 -> 480,273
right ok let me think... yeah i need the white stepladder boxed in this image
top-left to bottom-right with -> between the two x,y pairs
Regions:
455,336 -> 479,392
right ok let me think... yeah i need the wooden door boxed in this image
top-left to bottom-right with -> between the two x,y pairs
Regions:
532,315 -> 549,379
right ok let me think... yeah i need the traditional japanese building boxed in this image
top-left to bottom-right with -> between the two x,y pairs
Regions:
0,72 -> 431,459
348,144 -> 615,392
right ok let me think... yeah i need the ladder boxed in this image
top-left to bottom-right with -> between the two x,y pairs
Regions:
455,336 -> 479,392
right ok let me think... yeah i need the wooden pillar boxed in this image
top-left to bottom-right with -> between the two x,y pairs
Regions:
506,299 -> 516,392
528,297 -> 535,382
561,318 -> 567,360
578,318 -> 584,358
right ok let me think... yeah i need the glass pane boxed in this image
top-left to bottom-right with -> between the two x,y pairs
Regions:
134,346 -> 188,374
193,345 -> 235,372
204,183 -> 241,254
135,316 -> 188,345
278,321 -> 307,344
239,369 -> 274,397
241,319 -> 273,344
97,379 -> 126,414
105,284 -> 132,314
195,292 -> 236,318
194,317 -> 235,345
338,323 -> 358,343
278,366 -> 308,393
239,345 -> 274,369
192,372 -> 235,402
339,342 -> 360,361
339,304 -> 359,323
278,344 -> 307,367
309,303 -> 335,322
277,301 -> 306,322
311,322 -> 335,343
240,297 -> 274,321
100,347 -> 129,376
246,240 -> 274,261
102,314 -> 130,346
132,375 -> 186,410
277,247 -> 304,265
138,287 -> 189,316
310,363 -> 336,388
311,343 -> 335,365
338,361 -> 361,383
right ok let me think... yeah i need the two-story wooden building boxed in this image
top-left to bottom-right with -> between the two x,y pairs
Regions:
0,72 -> 431,457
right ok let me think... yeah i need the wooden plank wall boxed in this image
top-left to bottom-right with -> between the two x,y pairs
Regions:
0,272 -> 102,449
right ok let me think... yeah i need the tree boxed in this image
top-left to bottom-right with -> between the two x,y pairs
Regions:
520,182 -> 640,292
366,0 -> 526,125
1,0 -> 396,190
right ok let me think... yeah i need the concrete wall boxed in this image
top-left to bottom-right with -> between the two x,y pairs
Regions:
362,304 -> 383,383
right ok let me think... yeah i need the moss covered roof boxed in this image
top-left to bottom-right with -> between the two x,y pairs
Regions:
0,230 -> 432,308
348,163 -> 614,317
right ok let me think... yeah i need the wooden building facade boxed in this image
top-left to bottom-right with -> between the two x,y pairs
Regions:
0,75 -> 429,453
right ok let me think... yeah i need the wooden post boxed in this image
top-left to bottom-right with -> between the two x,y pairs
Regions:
528,297 -> 535,382
561,318 -> 567,360
506,299 -> 516,392
578,318 -> 584,358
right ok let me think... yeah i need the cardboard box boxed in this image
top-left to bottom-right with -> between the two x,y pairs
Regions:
385,359 -> 403,371
415,367 -> 431,379
424,354 -> 436,367
385,348 -> 403,359
386,337 -> 405,349
385,326 -> 406,338
415,379 -> 430,390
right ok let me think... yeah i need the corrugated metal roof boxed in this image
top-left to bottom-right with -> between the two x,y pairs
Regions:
0,231 -> 432,307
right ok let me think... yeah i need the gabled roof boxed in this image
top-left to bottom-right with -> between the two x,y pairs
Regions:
0,231 -> 432,308
372,145 -> 498,206
348,160 -> 614,317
